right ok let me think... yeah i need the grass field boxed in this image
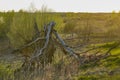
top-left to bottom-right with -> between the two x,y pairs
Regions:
0,12 -> 120,80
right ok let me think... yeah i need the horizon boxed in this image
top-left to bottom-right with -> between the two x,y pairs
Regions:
0,0 -> 120,13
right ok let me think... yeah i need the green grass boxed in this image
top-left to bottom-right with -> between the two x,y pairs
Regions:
75,75 -> 120,80
91,41 -> 120,55
76,75 -> 99,80
0,61 -> 23,80
111,47 -> 120,55
0,63 -> 14,79
76,42 -> 120,80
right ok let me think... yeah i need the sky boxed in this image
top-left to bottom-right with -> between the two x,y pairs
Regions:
0,0 -> 120,12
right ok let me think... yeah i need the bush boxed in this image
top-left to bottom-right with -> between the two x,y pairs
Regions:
7,7 -> 63,49
7,13 -> 35,49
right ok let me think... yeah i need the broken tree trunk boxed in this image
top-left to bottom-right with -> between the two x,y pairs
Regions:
14,21 -> 120,80
14,21 -> 81,80
14,21 -> 80,65
14,21 -> 120,68
53,30 -> 80,61
31,22 -> 55,59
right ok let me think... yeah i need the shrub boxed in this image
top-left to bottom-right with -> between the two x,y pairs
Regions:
7,13 -> 35,49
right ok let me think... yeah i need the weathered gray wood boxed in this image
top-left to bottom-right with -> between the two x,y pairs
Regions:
14,21 -> 120,64
32,22 -> 55,59
53,30 -> 80,61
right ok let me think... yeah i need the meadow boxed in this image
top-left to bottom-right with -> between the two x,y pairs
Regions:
0,10 -> 120,80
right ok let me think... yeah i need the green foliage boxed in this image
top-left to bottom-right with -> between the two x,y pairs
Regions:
80,63 -> 98,70
0,12 -> 14,39
101,57 -> 120,68
111,47 -> 120,55
7,9 -> 63,49
63,21 -> 76,34
0,63 -> 14,80
1,11 -> 120,80
77,75 -> 98,80
0,60 -> 22,80
0,22 -> 6,38
35,12 -> 63,32
76,75 -> 120,80
7,13 -> 35,49
100,75 -> 120,80
35,6 -> 63,32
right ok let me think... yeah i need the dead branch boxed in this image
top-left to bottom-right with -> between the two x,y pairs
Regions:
13,20 -> 120,67
79,46 -> 102,54
13,21 -> 120,80
53,30 -> 80,61
13,37 -> 45,53
31,21 -> 55,59
80,42 -> 120,64
104,42 -> 120,55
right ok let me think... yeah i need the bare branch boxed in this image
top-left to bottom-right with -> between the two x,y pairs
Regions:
13,37 -> 45,52
53,30 -> 80,61
31,21 -> 55,59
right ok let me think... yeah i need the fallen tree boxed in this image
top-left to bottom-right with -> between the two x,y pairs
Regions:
13,21 -> 120,80
14,21 -> 80,63
14,21 -> 120,67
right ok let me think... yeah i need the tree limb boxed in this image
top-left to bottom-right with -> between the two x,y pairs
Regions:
53,30 -> 80,61
31,21 -> 55,59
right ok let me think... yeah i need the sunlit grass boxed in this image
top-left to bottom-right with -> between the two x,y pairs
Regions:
111,47 -> 120,55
